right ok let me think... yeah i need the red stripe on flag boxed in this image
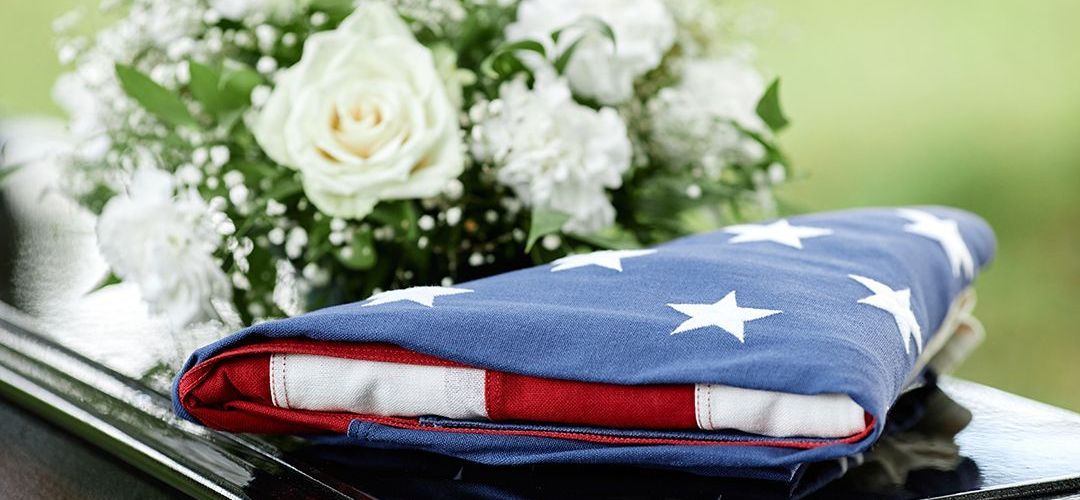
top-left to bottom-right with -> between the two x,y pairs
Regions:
487,371 -> 696,429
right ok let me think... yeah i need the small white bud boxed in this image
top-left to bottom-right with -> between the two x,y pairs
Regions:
223,170 -> 244,188
685,184 -> 702,199
268,227 -> 286,245
203,9 -> 222,24
768,163 -> 786,184
443,179 -> 464,200
445,207 -> 462,226
266,199 -> 286,216
192,147 -> 209,166
417,215 -> 435,231
251,85 -> 272,107
256,56 -> 277,74
229,185 -> 249,205
209,145 -> 231,167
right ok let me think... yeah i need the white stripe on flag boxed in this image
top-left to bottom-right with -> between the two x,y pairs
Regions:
269,353 -> 488,419
692,384 -> 864,437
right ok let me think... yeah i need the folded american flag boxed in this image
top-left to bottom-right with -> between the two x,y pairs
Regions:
173,206 -> 994,480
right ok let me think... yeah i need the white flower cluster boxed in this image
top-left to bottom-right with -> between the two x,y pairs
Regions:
55,0 -> 788,331
96,168 -> 230,327
648,57 -> 769,176
54,0 -> 204,161
471,76 -> 632,234
506,0 -> 676,104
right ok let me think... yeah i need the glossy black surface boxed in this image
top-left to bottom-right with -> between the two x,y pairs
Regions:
0,395 -> 180,499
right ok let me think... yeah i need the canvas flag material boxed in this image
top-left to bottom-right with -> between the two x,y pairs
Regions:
173,206 -> 995,479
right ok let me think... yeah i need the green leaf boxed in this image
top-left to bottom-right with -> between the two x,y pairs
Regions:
87,272 -> 122,294
551,17 -> 616,74
310,0 -> 355,19
190,60 -> 262,116
569,225 -> 642,250
305,220 -> 332,261
755,78 -> 789,132
480,39 -> 546,78
187,61 -> 224,112
232,161 -> 284,182
552,16 -> 616,46
0,162 -> 23,183
369,200 -> 419,241
335,226 -> 377,270
553,37 -> 586,75
219,65 -> 262,102
115,63 -> 197,127
525,208 -> 570,252
266,175 -> 303,200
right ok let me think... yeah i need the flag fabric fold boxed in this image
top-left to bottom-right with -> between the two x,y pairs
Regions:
172,206 -> 995,478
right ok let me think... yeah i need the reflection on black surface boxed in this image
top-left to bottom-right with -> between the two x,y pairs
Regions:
810,383 -> 980,499
0,192 -> 15,304
271,382 -> 981,499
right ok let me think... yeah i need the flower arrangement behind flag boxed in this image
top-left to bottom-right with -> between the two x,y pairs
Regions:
52,0 -> 793,330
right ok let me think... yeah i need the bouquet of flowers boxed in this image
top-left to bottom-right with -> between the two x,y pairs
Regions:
52,0 -> 792,330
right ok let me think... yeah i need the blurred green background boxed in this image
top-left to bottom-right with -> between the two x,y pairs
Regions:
1,1 -> 1078,409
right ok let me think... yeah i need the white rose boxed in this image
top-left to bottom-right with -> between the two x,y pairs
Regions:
96,168 -> 231,328
471,76 -> 632,234
254,3 -> 464,220
506,0 -> 676,104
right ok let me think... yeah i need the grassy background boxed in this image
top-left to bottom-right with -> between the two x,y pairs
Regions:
2,1 -> 1078,409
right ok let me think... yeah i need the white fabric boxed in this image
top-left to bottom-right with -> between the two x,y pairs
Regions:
693,384 -> 864,438
269,353 -> 488,419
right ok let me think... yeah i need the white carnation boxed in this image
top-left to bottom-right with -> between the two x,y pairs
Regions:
506,0 -> 675,104
471,76 -> 632,234
649,58 -> 768,175
96,168 -> 230,328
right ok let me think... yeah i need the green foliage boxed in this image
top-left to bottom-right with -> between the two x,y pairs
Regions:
756,78 -> 789,132
526,209 -> 570,252
114,64 -> 197,127
87,272 -> 122,294
569,225 -> 642,250
0,163 -> 22,183
552,16 -> 616,74
189,60 -> 263,117
369,201 -> 419,242
480,39 -> 545,79
335,226 -> 377,270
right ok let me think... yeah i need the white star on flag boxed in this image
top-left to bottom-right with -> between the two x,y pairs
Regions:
849,274 -> 923,354
362,286 -> 473,307
667,291 -> 781,342
724,219 -> 833,249
898,209 -> 975,279
550,249 -> 658,272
